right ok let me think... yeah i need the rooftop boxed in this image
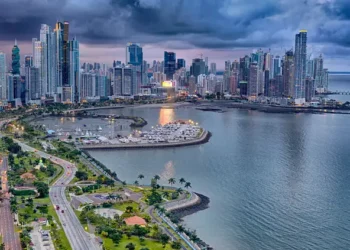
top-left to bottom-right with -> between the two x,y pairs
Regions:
124,216 -> 147,226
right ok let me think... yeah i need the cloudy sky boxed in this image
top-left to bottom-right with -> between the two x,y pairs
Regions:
0,0 -> 350,71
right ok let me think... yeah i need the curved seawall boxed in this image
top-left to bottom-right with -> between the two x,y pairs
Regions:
79,130 -> 212,150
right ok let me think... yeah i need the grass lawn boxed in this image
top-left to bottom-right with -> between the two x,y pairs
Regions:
112,201 -> 140,213
102,235 -> 173,250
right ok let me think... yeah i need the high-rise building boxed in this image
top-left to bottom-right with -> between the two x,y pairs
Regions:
273,56 -> 281,78
12,40 -> 20,75
248,62 -> 258,97
32,39 -> 43,96
0,52 -> 6,100
25,55 -> 33,68
294,30 -> 307,102
190,58 -> 205,82
70,38 -> 80,102
62,21 -> 70,87
25,67 -> 40,101
239,56 -> 250,81
7,74 -> 15,102
164,51 -> 176,80
305,76 -> 314,102
282,50 -> 295,97
126,43 -> 143,66
54,22 -> 64,90
113,66 -> 133,96
188,75 -> 196,95
264,70 -> 270,96
210,63 -> 216,75
177,59 -> 186,69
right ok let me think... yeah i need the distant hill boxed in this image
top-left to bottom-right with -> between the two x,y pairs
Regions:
329,72 -> 350,75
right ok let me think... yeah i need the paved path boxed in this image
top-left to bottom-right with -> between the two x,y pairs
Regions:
0,157 -> 22,250
15,140 -> 101,250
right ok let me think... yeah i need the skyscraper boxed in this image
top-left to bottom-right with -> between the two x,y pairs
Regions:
305,76 -> 314,102
62,21 -> 70,86
282,50 -> 295,97
25,67 -> 40,101
55,22 -> 64,90
177,59 -> 186,69
25,55 -> 33,68
12,40 -> 20,75
294,30 -> 307,102
273,56 -> 281,78
164,51 -> 176,80
190,58 -> 205,82
210,63 -> 217,75
70,38 -> 80,102
248,62 -> 258,97
126,43 -> 143,66
0,52 -> 6,100
33,39 -> 43,96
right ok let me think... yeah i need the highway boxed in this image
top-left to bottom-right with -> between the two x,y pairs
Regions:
0,157 -> 22,250
15,141 -> 101,250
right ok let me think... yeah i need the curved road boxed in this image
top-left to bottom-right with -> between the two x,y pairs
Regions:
16,140 -> 101,250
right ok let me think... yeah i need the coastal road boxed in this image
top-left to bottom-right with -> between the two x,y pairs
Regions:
0,157 -> 22,250
14,140 -> 101,250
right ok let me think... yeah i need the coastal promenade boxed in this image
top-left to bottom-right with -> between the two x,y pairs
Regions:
78,130 -> 211,150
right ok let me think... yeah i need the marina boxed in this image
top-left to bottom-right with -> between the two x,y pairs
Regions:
77,120 -> 210,149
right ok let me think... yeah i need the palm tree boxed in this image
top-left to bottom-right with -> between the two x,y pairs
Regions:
115,194 -> 123,202
176,225 -> 185,233
154,175 -> 160,181
125,242 -> 135,250
176,188 -> 183,195
184,182 -> 192,189
179,178 -> 186,185
122,181 -> 127,186
107,193 -> 115,200
134,180 -> 139,186
168,178 -> 176,186
138,174 -> 144,180
158,206 -> 166,215
162,191 -> 169,199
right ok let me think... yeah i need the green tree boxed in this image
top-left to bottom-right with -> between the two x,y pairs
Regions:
171,241 -> 182,249
168,178 -> 176,186
125,242 -> 135,250
34,181 -> 49,198
134,180 -> 139,186
159,234 -> 170,247
184,182 -> 192,189
154,175 -> 160,181
75,170 -> 88,181
179,178 -> 186,185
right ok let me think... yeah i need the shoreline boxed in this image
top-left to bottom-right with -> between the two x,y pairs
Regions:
198,101 -> 350,114
78,130 -> 212,150
170,193 -> 210,219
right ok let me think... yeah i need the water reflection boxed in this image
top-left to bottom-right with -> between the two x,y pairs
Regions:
160,160 -> 175,180
159,108 -> 175,125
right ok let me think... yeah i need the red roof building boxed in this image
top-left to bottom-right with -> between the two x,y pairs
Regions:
124,216 -> 147,226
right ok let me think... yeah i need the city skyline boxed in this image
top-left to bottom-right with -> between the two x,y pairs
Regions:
0,0 -> 350,71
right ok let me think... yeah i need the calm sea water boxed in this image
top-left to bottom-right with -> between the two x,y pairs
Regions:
41,75 -> 350,249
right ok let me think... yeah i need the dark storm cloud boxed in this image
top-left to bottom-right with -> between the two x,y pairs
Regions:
0,0 -> 350,51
